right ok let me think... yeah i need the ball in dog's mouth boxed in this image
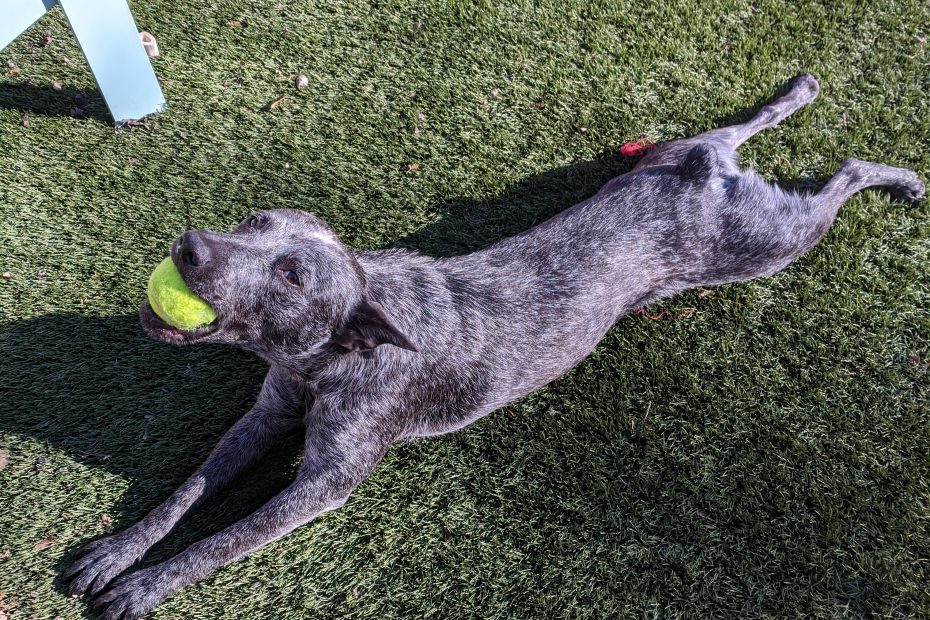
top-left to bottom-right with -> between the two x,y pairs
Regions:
146,257 -> 217,330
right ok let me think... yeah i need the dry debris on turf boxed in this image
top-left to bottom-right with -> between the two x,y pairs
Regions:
1,0 -> 929,618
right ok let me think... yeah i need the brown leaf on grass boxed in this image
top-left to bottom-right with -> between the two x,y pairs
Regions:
21,112 -> 28,127
407,162 -> 420,171
267,96 -> 289,111
6,67 -> 20,77
636,306 -> 697,321
34,537 -> 55,550
225,20 -> 242,28
0,450 -> 7,470
101,514 -> 112,525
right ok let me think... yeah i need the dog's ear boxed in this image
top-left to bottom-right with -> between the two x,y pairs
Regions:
334,297 -> 419,353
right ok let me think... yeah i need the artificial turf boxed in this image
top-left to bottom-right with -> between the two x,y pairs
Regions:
1,0 -> 928,618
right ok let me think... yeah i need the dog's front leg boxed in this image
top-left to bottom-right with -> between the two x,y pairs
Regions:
90,405 -> 392,620
64,367 -> 304,597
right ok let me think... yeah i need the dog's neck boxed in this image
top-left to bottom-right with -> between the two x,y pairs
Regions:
264,248 -> 443,383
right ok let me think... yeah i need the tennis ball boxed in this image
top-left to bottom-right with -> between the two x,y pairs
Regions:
147,258 -> 217,329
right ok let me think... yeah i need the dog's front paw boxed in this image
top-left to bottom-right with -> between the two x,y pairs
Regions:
63,531 -> 147,597
92,566 -> 177,620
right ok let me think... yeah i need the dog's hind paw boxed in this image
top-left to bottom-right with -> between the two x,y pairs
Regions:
787,73 -> 820,105
889,174 -> 925,203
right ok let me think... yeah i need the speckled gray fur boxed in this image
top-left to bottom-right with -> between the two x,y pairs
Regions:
64,74 -> 925,619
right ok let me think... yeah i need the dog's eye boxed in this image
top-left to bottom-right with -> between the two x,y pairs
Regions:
280,269 -> 301,287
244,214 -> 267,232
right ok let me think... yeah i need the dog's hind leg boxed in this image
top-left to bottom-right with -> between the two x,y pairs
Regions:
710,73 -> 821,148
678,157 -> 923,290
793,158 -> 925,250
817,158 -> 925,209
771,159 -> 923,271
789,159 -> 923,261
634,73 -> 820,171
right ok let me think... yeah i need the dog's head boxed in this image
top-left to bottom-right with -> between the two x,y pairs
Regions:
140,209 -> 417,361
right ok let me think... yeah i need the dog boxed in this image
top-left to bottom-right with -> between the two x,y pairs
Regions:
64,74 -> 924,619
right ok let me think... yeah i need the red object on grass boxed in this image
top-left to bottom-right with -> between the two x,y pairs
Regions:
619,138 -> 656,157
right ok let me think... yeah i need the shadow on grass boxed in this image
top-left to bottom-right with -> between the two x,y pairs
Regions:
395,147 -> 634,256
0,312 -> 299,599
0,82 -> 111,123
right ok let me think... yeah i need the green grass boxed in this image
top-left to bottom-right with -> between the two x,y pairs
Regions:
1,0 -> 929,618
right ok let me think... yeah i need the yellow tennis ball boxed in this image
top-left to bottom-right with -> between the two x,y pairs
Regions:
147,258 -> 217,329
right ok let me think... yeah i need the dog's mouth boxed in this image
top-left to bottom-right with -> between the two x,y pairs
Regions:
139,299 -> 222,345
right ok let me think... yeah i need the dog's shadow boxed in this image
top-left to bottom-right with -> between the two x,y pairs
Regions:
394,147 -> 631,256
0,313 -> 299,574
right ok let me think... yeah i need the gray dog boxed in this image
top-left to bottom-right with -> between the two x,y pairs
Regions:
64,74 -> 924,619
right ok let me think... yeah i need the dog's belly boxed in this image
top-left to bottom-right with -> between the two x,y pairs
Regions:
401,298 -> 621,439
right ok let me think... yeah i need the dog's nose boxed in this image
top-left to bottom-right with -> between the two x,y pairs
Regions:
177,231 -> 211,268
